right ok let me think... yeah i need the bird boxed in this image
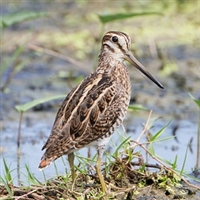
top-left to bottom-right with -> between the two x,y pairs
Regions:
38,31 -> 164,193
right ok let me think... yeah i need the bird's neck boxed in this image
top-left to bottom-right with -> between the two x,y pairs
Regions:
97,52 -> 124,73
96,53 -> 131,93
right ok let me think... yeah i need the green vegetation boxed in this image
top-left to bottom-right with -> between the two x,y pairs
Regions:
0,11 -> 47,29
98,11 -> 162,24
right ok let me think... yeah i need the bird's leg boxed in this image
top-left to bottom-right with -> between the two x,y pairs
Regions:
96,149 -> 107,193
68,152 -> 75,181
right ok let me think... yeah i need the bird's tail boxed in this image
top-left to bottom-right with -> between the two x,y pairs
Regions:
38,156 -> 56,170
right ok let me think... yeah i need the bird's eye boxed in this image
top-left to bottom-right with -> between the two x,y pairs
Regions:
112,36 -> 118,43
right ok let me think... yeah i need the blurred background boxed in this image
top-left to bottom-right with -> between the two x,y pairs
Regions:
1,0 -> 199,185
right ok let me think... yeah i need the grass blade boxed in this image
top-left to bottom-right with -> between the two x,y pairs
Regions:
15,94 -> 66,112
189,93 -> 200,108
128,104 -> 148,111
0,176 -> 13,197
148,143 -> 155,156
150,120 -> 171,142
2,159 -> 13,185
53,162 -> 59,177
180,144 -> 189,175
113,136 -> 131,158
172,155 -> 178,170
1,11 -> 47,28
98,12 -> 162,24
25,164 -> 42,185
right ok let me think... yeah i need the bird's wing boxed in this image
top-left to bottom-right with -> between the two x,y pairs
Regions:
41,72 -> 126,158
41,72 -> 99,150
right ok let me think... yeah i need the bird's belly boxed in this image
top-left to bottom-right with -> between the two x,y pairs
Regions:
87,134 -> 112,148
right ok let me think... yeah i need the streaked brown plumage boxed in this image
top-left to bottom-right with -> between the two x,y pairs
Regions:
39,31 -> 163,193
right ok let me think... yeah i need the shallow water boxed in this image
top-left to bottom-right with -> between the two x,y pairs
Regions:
0,110 -> 197,186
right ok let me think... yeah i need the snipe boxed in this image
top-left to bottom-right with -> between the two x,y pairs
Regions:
38,31 -> 163,193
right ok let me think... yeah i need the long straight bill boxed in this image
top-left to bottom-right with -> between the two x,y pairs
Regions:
125,53 -> 164,89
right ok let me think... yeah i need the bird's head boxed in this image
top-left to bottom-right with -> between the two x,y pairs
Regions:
100,31 -> 164,89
